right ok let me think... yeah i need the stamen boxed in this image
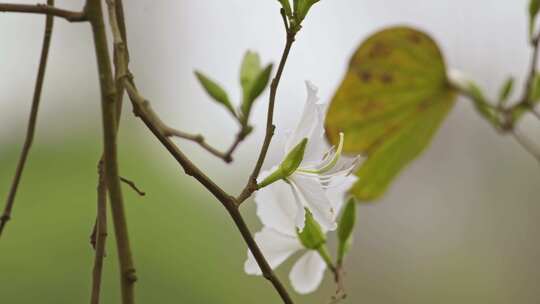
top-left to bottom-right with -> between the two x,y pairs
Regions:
297,132 -> 344,175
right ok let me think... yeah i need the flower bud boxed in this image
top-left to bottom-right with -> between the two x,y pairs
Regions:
258,138 -> 308,188
297,210 -> 326,249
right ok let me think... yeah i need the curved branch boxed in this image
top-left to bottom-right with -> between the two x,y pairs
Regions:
0,0 -> 55,237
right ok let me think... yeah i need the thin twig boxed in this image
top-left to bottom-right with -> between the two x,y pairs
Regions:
237,12 -> 296,204
87,1 -> 137,303
120,177 -> 145,196
328,263 -> 347,304
0,3 -> 86,22
90,160 -> 108,304
0,0 -> 54,237
511,129 -> 540,163
163,127 -> 249,163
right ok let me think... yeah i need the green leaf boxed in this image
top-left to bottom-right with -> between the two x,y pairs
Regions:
239,52 -> 273,119
247,65 -> 273,110
530,0 -> 540,38
337,198 -> 356,262
294,0 -> 320,22
498,77 -> 515,105
297,210 -> 326,250
325,26 -> 457,201
194,71 -> 235,116
242,65 -> 273,118
240,51 -> 262,92
278,0 -> 293,18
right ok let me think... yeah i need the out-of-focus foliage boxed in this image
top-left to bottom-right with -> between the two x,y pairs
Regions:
325,26 -> 456,201
239,51 -> 273,121
194,71 -> 236,116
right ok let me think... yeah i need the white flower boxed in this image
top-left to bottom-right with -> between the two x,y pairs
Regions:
245,176 -> 356,294
260,81 -> 360,231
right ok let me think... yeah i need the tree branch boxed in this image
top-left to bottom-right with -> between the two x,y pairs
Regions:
0,3 -> 86,22
0,0 -> 54,237
90,160 -> 108,304
511,129 -> 540,163
237,17 -> 296,204
87,1 -> 136,303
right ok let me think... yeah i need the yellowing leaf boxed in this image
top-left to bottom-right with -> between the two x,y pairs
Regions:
325,26 -> 457,201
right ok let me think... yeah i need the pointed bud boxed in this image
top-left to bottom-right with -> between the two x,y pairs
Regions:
280,138 -> 308,177
297,210 -> 326,249
337,197 -> 357,262
498,77 -> 515,105
258,138 -> 308,188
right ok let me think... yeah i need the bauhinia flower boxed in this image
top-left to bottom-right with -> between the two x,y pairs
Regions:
258,81 -> 360,231
245,175 -> 356,294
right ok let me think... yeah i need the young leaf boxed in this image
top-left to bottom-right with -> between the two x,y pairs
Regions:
278,0 -> 293,18
325,26 -> 457,201
239,51 -> 273,119
194,71 -> 235,116
498,77 -> 515,105
294,0 -> 320,23
297,209 -> 326,250
337,198 -> 356,262
243,64 -> 273,116
240,51 -> 262,92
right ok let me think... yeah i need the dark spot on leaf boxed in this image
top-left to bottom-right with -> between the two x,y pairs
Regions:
359,100 -> 382,114
408,33 -> 422,44
418,99 -> 431,111
381,73 -> 393,84
368,42 -> 392,58
359,71 -> 372,83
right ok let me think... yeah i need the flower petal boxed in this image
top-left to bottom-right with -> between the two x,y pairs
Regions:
289,251 -> 327,294
326,175 -> 357,215
285,82 -> 327,164
290,174 -> 337,231
244,227 -> 303,275
255,180 -> 299,235
288,180 -> 307,231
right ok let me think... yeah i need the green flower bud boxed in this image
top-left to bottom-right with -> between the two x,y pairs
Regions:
258,138 -> 308,188
337,197 -> 357,262
297,210 -> 326,249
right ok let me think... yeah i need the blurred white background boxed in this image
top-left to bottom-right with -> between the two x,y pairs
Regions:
2,0 -> 540,302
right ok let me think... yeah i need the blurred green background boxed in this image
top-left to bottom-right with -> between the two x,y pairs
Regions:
2,0 -> 540,303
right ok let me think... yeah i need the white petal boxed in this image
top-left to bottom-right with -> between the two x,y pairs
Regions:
289,251 -> 327,294
288,180 -> 307,231
285,82 -> 326,160
290,175 -> 337,231
244,227 -> 303,275
255,180 -> 299,236
326,175 -> 357,215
